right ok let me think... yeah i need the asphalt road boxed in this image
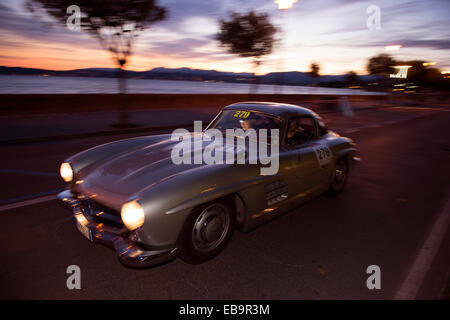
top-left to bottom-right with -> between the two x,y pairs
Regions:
1,106 -> 449,299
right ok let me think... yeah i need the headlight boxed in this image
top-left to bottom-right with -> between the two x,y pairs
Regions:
121,200 -> 145,230
60,162 -> 73,182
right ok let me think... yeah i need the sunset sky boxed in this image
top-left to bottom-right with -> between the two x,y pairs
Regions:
0,0 -> 449,75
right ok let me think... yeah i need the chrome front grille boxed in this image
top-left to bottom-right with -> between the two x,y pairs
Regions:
78,198 -> 124,228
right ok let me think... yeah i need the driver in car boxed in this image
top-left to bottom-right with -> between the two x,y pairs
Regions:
239,119 -> 253,131
287,119 -> 310,145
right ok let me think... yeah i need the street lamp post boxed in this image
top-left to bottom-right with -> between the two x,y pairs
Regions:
274,0 -> 297,97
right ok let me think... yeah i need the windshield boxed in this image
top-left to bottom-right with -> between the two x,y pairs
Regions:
209,110 -> 281,132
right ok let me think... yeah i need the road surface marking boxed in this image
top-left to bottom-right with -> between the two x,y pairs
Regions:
0,168 -> 59,177
0,188 -> 64,205
394,194 -> 450,299
0,194 -> 57,212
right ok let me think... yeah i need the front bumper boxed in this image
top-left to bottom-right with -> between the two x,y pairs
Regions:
57,190 -> 176,268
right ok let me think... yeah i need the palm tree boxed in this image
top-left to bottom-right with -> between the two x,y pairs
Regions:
346,71 -> 358,86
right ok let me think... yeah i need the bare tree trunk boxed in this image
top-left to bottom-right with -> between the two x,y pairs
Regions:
117,66 -> 129,127
249,60 -> 261,99
278,71 -> 285,103
250,74 -> 259,96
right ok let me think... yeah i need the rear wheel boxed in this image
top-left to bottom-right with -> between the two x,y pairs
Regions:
328,157 -> 349,197
177,200 -> 235,264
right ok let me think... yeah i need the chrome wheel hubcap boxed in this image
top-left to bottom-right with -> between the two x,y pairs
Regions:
192,204 -> 230,252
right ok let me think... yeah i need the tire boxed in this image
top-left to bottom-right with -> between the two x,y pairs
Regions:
177,200 -> 236,264
327,157 -> 349,197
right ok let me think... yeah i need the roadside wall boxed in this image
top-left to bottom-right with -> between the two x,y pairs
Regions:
0,93 -> 390,115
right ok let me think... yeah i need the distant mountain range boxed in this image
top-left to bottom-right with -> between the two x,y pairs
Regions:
0,66 -> 381,86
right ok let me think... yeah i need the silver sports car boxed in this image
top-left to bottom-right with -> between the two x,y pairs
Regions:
58,102 -> 358,267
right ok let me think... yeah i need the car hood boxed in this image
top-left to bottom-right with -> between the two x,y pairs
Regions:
74,133 -> 245,205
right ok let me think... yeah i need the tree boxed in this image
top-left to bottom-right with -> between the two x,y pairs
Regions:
216,11 -> 277,93
309,62 -> 320,78
396,60 -> 444,87
26,0 -> 167,127
399,60 -> 426,84
367,54 -> 396,75
346,71 -> 358,85
421,68 -> 443,87
309,62 -> 320,89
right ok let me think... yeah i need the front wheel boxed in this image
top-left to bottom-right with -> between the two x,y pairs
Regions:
177,200 -> 235,264
327,157 -> 349,197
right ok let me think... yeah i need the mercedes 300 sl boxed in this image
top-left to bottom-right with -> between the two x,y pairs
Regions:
58,102 -> 358,267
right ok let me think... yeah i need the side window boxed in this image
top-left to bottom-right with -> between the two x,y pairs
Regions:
298,117 -> 317,139
315,117 -> 328,137
286,116 -> 317,146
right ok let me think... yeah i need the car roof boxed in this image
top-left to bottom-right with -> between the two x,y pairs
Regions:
223,101 -> 317,119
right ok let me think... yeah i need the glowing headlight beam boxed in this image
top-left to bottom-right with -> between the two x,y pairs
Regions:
60,162 -> 73,182
121,200 -> 145,230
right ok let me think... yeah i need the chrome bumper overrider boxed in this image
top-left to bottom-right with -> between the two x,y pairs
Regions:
57,190 -> 176,268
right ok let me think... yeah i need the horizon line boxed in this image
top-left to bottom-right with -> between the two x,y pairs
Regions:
0,65 -> 374,77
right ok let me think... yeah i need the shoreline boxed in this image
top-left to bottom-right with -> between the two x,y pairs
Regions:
0,74 -> 384,95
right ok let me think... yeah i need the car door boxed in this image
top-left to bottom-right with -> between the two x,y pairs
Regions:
285,116 -> 327,196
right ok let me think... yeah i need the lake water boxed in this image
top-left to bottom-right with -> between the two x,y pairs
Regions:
0,75 -> 382,95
